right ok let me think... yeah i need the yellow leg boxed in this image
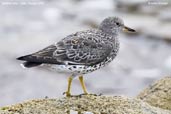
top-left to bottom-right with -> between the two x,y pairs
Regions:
65,76 -> 73,97
79,76 -> 88,94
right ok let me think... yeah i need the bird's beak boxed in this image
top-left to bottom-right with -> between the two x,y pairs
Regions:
123,26 -> 136,33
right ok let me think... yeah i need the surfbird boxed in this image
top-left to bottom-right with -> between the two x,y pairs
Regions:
17,17 -> 136,97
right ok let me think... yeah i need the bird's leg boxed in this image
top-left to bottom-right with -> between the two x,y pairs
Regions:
64,76 -> 73,97
79,76 -> 88,95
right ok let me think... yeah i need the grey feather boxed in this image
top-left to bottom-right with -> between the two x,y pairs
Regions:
17,17 -> 123,74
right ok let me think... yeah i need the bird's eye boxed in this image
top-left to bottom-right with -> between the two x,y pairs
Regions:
116,22 -> 120,26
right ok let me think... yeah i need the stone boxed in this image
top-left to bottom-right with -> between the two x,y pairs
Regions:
137,76 -> 171,110
0,77 -> 171,114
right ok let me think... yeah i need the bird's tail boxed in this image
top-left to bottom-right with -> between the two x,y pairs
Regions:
17,55 -> 42,68
21,61 -> 42,68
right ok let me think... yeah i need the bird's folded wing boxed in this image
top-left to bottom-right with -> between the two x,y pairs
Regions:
17,44 -> 63,64
18,33 -> 113,66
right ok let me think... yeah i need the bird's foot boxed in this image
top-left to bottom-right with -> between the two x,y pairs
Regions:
73,93 -> 102,98
63,92 -> 102,97
84,93 -> 102,96
63,92 -> 72,97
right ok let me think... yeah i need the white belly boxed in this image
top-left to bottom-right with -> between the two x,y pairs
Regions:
42,64 -> 100,75
41,57 -> 114,75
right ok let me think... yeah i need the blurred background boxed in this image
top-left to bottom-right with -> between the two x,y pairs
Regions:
0,0 -> 171,106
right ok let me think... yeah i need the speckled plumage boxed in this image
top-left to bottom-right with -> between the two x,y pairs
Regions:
17,17 -> 135,77
49,29 -> 119,74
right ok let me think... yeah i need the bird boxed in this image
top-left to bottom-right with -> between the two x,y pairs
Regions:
17,17 -> 136,97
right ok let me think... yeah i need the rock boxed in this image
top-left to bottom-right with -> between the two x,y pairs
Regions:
0,77 -> 171,114
137,76 -> 171,110
0,95 -> 171,114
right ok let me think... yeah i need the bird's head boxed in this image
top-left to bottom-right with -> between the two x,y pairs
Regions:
99,17 -> 136,36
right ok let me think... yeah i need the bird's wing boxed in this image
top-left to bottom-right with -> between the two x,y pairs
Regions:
18,31 -> 113,66
17,44 -> 63,64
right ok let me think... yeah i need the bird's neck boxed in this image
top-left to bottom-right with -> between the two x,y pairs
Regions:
99,27 -> 119,37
